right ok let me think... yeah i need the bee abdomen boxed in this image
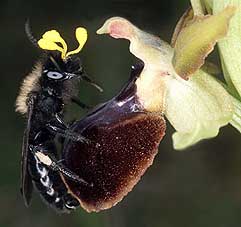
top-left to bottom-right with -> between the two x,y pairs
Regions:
29,153 -> 79,212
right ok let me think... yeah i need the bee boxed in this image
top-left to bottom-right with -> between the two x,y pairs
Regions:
15,23 -> 101,212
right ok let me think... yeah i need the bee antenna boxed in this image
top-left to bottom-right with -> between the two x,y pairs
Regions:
49,56 -> 62,72
25,19 -> 39,48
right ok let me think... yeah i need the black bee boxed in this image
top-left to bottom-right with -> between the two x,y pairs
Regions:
15,24 -> 100,212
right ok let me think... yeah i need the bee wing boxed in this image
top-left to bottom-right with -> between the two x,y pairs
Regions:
21,96 -> 35,206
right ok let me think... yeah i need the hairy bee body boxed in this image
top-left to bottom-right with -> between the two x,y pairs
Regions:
16,52 -> 86,212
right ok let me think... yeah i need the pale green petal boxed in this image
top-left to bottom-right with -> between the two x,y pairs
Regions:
172,122 -> 219,150
172,6 -> 235,80
171,8 -> 194,47
220,54 -> 240,99
213,0 -> 241,98
230,95 -> 241,132
165,69 -> 234,150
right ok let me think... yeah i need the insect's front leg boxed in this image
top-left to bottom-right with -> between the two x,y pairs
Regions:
65,71 -> 103,92
46,114 -> 90,143
71,97 -> 91,110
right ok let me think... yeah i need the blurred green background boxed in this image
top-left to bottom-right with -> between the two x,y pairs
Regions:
1,0 -> 241,226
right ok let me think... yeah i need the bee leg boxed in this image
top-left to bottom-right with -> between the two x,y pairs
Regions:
51,160 -> 92,186
66,71 -> 103,92
46,114 -> 90,143
71,97 -> 91,109
46,124 -> 90,143
32,148 -> 92,186
81,73 -> 103,92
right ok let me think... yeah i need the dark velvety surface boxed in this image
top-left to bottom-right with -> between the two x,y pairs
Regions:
62,61 -> 166,212
63,111 -> 166,212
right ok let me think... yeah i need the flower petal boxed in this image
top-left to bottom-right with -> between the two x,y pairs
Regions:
172,6 -> 236,80
165,69 -> 234,150
171,8 -> 194,47
213,0 -> 241,98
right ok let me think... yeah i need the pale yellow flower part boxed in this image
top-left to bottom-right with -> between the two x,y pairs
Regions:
37,27 -> 88,59
38,30 -> 67,59
42,30 -> 62,42
66,27 -> 88,57
38,39 -> 63,52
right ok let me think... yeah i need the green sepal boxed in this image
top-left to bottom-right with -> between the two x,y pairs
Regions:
172,6 -> 235,80
165,69 -> 234,150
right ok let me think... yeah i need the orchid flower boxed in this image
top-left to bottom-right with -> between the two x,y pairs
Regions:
97,1 -> 241,150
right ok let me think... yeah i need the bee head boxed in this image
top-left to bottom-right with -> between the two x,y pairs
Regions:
37,26 -> 87,92
24,25 -> 88,97
43,52 -> 83,80
39,52 -> 82,97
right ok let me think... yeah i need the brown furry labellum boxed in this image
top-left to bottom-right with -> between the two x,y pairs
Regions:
62,64 -> 166,212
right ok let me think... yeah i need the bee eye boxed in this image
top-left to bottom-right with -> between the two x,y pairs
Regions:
46,71 -> 64,80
